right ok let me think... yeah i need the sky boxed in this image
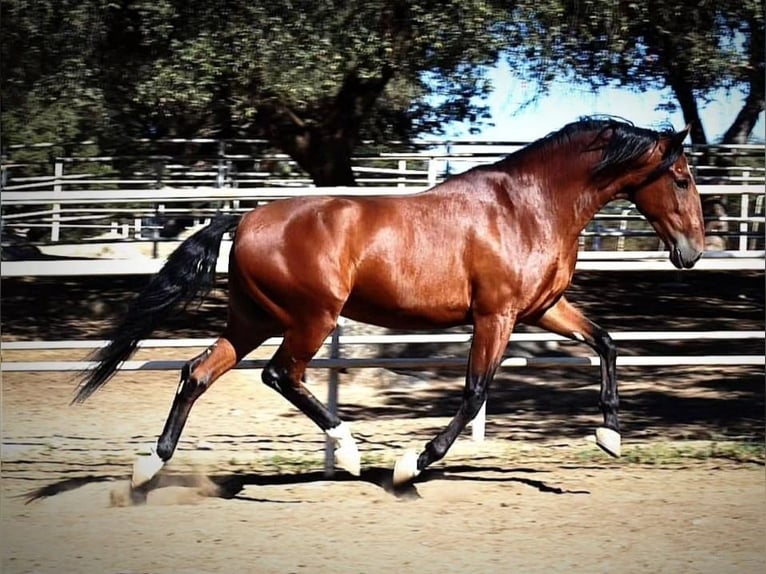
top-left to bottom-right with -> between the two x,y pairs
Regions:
441,60 -> 765,144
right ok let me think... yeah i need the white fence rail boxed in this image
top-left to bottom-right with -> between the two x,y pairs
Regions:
2,182 -> 764,275
4,139 -> 764,192
3,329 -> 763,472
4,333 -> 763,373
2,249 -> 763,277
3,140 -> 764,267
5,329 -> 763,373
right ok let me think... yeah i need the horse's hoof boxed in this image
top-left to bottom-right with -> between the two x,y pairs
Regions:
326,422 -> 361,476
393,449 -> 421,486
595,427 -> 621,458
131,450 -> 165,488
335,442 -> 361,476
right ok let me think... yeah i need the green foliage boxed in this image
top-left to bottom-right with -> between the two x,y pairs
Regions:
1,0 -> 761,181
509,1 -> 740,87
128,1 -> 505,137
2,1 -> 503,140
2,0 -> 508,182
503,0 -> 764,143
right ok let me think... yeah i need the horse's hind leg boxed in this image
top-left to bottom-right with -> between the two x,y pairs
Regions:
261,315 -> 361,476
132,327 -> 265,488
533,296 -> 621,457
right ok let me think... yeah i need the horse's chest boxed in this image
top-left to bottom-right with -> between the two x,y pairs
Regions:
514,254 -> 576,317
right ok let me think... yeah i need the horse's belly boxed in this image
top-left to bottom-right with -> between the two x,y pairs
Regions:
341,292 -> 471,330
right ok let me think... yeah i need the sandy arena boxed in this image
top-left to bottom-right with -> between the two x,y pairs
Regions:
2,270 -> 764,573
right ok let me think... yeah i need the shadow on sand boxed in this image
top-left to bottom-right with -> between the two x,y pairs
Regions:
20,463 -> 590,506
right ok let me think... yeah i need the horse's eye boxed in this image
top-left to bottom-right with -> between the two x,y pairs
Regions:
675,178 -> 689,190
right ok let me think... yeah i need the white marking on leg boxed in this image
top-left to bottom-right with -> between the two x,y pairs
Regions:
595,427 -> 622,458
393,448 -> 421,486
326,422 -> 361,476
131,448 -> 165,488
572,331 -> 585,342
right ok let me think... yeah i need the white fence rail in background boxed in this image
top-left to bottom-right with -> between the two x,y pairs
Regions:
4,330 -> 763,373
2,140 -> 764,266
2,181 -> 764,275
3,329 -> 764,473
4,139 -> 764,191
2,249 -> 764,279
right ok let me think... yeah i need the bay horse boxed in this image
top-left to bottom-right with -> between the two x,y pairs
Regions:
73,117 -> 705,488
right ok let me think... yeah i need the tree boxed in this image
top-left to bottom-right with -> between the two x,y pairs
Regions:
1,1 -> 110,170
4,0 -> 761,184
2,0 -> 506,184
504,0 -> 764,144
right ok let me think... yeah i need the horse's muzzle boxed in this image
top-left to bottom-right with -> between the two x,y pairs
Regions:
669,236 -> 703,269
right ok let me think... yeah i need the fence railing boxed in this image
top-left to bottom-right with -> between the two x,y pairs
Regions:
4,138 -> 764,189
1,183 -> 763,275
2,141 -> 764,274
3,327 -> 763,474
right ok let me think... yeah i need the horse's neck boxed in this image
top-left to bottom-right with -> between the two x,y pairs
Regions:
564,180 -> 615,232
521,154 -> 615,237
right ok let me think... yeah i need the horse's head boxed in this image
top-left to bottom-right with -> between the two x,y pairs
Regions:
550,118 -> 705,269
589,121 -> 704,269
626,126 -> 705,269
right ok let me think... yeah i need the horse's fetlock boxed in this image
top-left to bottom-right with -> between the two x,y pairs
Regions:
156,439 -> 174,461
261,365 -> 284,393
600,395 -> 620,412
423,436 -> 449,465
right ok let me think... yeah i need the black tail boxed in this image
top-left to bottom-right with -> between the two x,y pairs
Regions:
72,214 -> 241,404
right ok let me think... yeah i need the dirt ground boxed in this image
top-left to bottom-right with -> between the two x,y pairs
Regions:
1,270 -> 764,573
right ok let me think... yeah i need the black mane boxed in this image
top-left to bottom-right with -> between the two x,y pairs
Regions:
520,115 -> 684,184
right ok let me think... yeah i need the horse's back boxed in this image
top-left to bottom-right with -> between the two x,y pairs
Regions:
228,181 -> 576,329
229,193 -> 479,327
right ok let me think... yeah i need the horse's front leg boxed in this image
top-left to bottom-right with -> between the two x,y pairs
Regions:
393,311 -> 515,485
533,296 -> 621,457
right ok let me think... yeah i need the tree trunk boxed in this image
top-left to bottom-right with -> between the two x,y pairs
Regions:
259,66 -> 394,186
292,130 -> 357,187
721,16 -> 764,144
667,74 -> 708,145
721,90 -> 765,144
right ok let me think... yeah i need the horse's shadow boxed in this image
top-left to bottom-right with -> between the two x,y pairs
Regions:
21,464 -> 589,505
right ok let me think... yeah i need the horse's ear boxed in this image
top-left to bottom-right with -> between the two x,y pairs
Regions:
672,124 -> 692,147
659,124 -> 690,158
